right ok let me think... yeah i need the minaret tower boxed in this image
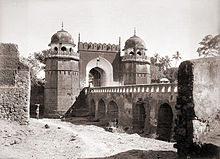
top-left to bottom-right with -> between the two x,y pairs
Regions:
122,29 -> 151,85
44,23 -> 80,117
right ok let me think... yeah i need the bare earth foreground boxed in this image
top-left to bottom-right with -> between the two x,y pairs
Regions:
0,118 -> 177,159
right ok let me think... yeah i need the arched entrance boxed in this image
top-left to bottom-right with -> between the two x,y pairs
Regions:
98,99 -> 105,119
157,103 -> 173,141
86,56 -> 114,87
107,101 -> 118,121
89,67 -> 104,87
90,99 -> 95,117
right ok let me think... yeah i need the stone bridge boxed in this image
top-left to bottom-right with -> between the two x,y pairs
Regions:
85,83 -> 178,141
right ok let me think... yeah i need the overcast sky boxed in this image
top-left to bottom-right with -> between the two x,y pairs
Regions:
0,0 -> 219,62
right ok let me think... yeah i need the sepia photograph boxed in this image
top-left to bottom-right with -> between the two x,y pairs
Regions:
0,0 -> 219,158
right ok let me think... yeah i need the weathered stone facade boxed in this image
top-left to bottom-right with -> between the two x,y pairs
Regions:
174,56 -> 220,158
46,28 -> 177,141
0,43 -> 30,124
86,84 -> 177,141
44,28 -> 154,118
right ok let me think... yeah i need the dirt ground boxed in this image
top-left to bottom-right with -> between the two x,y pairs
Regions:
0,118 -> 177,159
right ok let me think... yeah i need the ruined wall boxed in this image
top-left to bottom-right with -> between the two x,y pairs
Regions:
174,57 -> 220,157
0,43 -> 30,124
86,84 -> 177,139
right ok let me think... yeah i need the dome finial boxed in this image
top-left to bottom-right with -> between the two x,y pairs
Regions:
119,36 -> 121,50
78,33 -> 80,43
134,27 -> 136,36
61,21 -> 64,29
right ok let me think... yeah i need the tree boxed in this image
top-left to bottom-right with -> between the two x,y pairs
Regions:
172,51 -> 182,67
164,67 -> 178,83
159,56 -> 172,71
19,49 -> 50,86
150,65 -> 165,83
150,53 -> 160,65
150,54 -> 177,83
34,49 -> 51,64
20,55 -> 45,86
197,34 -> 220,57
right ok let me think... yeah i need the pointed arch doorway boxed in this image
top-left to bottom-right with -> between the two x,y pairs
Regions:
89,67 -> 104,87
86,56 -> 114,87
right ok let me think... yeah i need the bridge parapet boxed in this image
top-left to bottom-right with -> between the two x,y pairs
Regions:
84,83 -> 177,94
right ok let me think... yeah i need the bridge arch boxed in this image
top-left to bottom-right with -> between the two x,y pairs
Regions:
137,102 -> 146,129
90,99 -> 95,117
107,100 -> 119,121
156,103 -> 173,141
86,56 -> 114,87
133,99 -> 147,130
98,99 -> 106,119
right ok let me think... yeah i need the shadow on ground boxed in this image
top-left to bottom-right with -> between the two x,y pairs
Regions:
64,117 -> 220,159
79,149 -> 177,159
79,147 -> 220,159
63,117 -> 144,134
188,143 -> 220,159
63,117 -> 107,127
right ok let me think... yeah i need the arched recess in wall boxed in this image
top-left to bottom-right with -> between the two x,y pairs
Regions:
107,101 -> 118,121
156,103 -> 173,141
138,102 -> 146,129
98,99 -> 105,119
85,56 -> 114,87
90,99 -> 95,117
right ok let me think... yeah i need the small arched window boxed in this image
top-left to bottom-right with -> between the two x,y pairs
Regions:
137,51 -> 141,56
129,51 -> 134,55
69,48 -> 72,52
61,46 -> 67,51
54,47 -> 58,51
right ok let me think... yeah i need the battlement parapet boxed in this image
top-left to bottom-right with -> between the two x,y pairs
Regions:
78,42 -> 120,52
84,83 -> 177,94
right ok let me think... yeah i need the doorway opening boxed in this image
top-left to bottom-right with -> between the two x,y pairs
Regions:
89,67 -> 104,87
107,101 -> 118,121
90,99 -> 95,117
157,103 -> 173,141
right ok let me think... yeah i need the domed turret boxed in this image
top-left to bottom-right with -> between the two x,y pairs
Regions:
123,35 -> 146,51
121,30 -> 151,85
122,30 -> 149,61
48,29 -> 75,46
44,24 -> 80,118
48,24 -> 77,56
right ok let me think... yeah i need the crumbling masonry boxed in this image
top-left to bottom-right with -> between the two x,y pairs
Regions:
174,56 -> 220,158
0,43 -> 30,124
